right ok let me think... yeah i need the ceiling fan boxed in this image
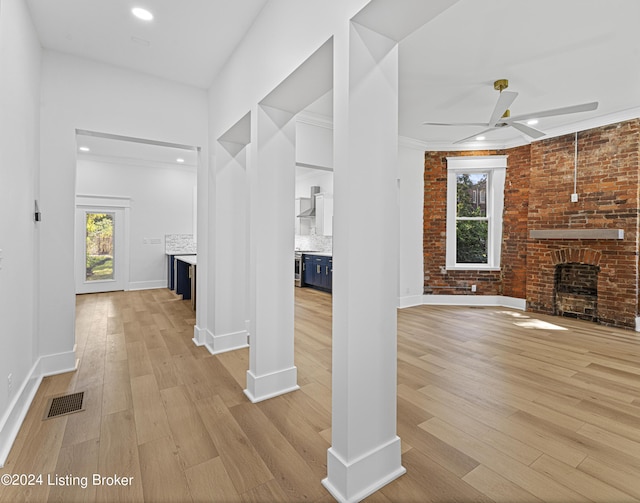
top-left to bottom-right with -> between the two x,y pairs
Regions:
423,79 -> 598,144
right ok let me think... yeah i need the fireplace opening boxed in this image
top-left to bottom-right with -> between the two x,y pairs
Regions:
554,263 -> 599,322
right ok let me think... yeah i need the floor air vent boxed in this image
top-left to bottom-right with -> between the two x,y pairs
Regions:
44,391 -> 85,420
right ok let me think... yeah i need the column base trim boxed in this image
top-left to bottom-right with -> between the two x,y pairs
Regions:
322,436 -> 405,503
36,346 -> 78,377
244,367 -> 299,403
192,325 -> 207,346
204,329 -> 249,355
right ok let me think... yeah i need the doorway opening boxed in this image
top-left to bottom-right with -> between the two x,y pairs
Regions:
75,199 -> 128,294
74,129 -> 199,295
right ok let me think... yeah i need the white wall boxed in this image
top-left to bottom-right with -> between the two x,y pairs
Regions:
76,158 -> 196,289
398,143 -> 425,306
0,0 -> 42,465
296,119 -> 333,169
295,118 -> 334,198
38,50 -> 208,367
209,0 -> 369,139
295,170 -> 333,199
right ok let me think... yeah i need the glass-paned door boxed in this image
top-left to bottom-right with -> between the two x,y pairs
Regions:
76,206 -> 125,293
85,212 -> 115,281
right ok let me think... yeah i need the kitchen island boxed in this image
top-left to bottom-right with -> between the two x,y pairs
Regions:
174,255 -> 197,310
165,233 -> 196,290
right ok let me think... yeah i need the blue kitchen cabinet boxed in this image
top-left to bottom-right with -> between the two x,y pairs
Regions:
167,253 -> 195,290
303,254 -> 316,287
303,254 -> 332,292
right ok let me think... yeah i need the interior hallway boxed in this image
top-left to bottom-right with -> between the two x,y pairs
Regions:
1,288 -> 640,502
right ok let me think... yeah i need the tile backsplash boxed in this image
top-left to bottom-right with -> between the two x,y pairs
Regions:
295,234 -> 332,253
165,234 -> 197,255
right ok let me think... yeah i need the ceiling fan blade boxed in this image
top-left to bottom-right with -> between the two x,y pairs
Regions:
507,101 -> 598,122
488,91 -> 518,126
509,121 -> 545,139
453,128 -> 497,145
423,122 -> 488,127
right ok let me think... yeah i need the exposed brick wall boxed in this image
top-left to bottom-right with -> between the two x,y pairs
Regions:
500,145 -> 530,299
423,118 -> 640,329
526,120 -> 640,328
423,150 -> 503,296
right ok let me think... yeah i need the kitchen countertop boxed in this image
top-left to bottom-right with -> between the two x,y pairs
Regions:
298,251 -> 332,257
175,255 -> 197,265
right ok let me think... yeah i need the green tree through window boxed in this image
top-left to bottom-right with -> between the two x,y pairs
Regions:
456,173 -> 488,264
85,212 -> 114,281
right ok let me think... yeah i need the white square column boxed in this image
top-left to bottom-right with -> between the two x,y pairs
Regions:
244,104 -> 299,402
206,141 -> 250,354
322,21 -> 405,503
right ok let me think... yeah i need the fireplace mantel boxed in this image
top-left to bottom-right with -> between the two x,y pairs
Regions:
530,229 -> 624,240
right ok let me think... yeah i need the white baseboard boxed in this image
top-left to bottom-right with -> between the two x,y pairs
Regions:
0,348 -> 77,468
322,436 -> 406,503
0,371 -> 41,468
204,329 -> 249,355
128,280 -> 167,291
421,294 -> 526,310
36,347 -> 78,377
244,367 -> 299,403
397,295 -> 424,309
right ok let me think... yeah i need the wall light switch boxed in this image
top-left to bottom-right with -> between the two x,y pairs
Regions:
571,193 -> 579,203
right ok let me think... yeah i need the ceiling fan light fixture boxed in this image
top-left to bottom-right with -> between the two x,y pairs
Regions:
423,79 -> 598,145
527,119 -> 539,125
132,7 -> 154,21
494,79 -> 509,92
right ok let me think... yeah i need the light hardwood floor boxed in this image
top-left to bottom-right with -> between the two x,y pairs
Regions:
2,288 -> 640,502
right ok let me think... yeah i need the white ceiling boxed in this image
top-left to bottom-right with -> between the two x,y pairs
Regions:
399,0 -> 640,148
26,0 -> 269,89
27,0 -> 640,158
75,131 -> 199,167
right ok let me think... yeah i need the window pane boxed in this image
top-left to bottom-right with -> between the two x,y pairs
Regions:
86,212 -> 114,281
456,220 -> 488,264
457,173 -> 487,217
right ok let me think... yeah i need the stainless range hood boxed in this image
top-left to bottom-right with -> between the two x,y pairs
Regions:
297,186 -> 320,218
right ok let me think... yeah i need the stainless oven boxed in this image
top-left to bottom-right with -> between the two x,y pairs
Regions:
294,252 -> 303,287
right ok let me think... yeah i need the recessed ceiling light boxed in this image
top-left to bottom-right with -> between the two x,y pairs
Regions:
132,7 -> 153,21
475,136 -> 486,141
176,158 -> 185,164
79,146 -> 90,152
527,119 -> 539,125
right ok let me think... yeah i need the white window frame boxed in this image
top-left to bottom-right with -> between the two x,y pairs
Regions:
446,155 -> 507,271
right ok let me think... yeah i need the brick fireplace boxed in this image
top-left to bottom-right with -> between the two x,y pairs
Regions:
553,254 -> 600,322
525,122 -> 639,329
